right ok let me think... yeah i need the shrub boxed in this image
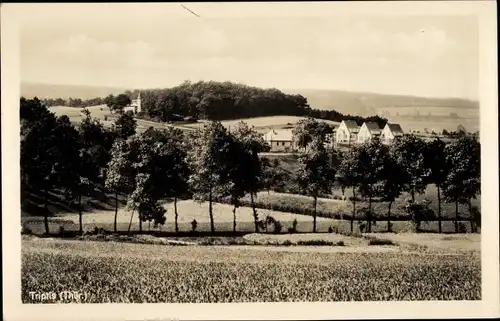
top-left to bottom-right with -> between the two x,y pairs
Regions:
191,219 -> 198,232
282,240 -> 293,246
273,220 -> 282,234
404,199 -> 435,232
367,238 -> 396,246
104,115 -> 108,121
458,222 -> 467,234
328,226 -> 333,233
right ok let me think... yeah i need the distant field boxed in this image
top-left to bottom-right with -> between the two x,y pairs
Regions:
187,116 -> 339,132
48,105 -> 191,132
394,117 -> 480,133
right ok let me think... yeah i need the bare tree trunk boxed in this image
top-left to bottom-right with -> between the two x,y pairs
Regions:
411,189 -> 415,202
387,201 -> 393,232
128,209 -> 135,233
44,189 -> 50,235
78,194 -> 83,236
174,196 -> 179,233
437,184 -> 442,234
455,200 -> 459,233
368,194 -> 372,233
139,213 -> 142,233
251,193 -> 259,232
233,204 -> 237,233
313,193 -> 318,233
469,199 -> 474,233
351,188 -> 356,233
114,191 -> 118,233
209,187 -> 215,233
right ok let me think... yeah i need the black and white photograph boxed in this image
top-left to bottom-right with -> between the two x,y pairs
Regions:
2,1 -> 498,320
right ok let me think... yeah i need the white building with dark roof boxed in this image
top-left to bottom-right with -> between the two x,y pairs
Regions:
380,123 -> 404,144
335,120 -> 360,146
357,122 -> 382,144
263,129 -> 297,152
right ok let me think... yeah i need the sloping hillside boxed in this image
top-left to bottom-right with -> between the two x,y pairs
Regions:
290,89 -> 479,115
21,82 -> 129,99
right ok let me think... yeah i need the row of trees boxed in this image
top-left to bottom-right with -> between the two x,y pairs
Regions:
21,97 -> 480,235
290,118 -> 480,233
40,97 -> 105,108
21,97 -> 138,234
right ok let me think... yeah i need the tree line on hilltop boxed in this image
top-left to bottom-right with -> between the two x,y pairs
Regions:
21,97 -> 480,236
41,80 -> 389,126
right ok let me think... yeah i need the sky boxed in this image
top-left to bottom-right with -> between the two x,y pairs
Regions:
19,3 -> 479,100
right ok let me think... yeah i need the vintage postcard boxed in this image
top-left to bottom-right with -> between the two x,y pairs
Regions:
2,1 -> 498,320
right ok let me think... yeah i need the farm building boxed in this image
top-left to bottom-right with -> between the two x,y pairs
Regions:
263,129 -> 297,152
357,122 -> 382,144
335,120 -> 360,146
123,92 -> 142,114
380,123 -> 404,144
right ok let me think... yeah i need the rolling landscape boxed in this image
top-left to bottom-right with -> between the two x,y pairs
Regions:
22,81 -> 480,133
13,3 -> 489,311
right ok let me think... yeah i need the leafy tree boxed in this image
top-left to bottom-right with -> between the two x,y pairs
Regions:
356,138 -> 387,233
112,94 -> 132,114
391,134 -> 429,201
78,109 -> 115,183
296,138 -> 336,233
229,121 -> 270,232
114,112 -> 137,140
292,117 -> 333,149
21,98 -> 80,234
379,148 -> 405,232
338,146 -> 363,233
104,94 -> 115,108
424,138 -> 449,233
442,135 -> 481,233
260,158 -> 288,194
143,127 -> 191,233
105,139 -> 135,232
186,121 -> 234,233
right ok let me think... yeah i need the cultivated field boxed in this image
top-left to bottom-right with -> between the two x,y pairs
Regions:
48,105 -> 193,132
48,106 -> 338,134
186,116 -> 340,133
21,237 -> 481,303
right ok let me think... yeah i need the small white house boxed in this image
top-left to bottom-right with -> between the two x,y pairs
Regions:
263,129 -> 296,152
380,123 -> 404,144
357,122 -> 382,144
123,92 -> 142,114
335,120 -> 360,146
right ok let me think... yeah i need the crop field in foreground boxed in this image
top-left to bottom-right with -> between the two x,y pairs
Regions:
22,238 -> 480,303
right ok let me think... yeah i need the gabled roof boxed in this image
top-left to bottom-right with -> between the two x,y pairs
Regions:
264,129 -> 294,142
364,122 -> 382,133
342,120 -> 360,133
386,123 -> 404,134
